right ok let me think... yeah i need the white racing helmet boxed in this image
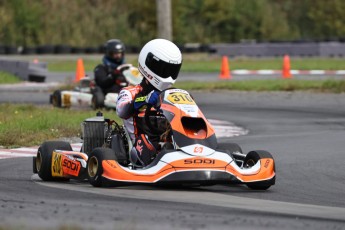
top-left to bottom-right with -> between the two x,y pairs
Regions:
138,39 -> 182,91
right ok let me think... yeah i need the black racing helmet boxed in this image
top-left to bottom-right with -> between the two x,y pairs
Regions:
104,39 -> 125,63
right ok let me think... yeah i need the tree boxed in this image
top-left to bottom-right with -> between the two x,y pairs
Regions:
307,0 -> 345,40
1,0 -> 345,46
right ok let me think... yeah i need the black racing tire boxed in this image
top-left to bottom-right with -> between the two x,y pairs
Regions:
226,143 -> 243,154
91,89 -> 105,110
217,142 -> 244,166
87,147 -> 117,187
36,141 -> 72,181
244,150 -> 275,190
217,142 -> 243,154
51,90 -> 62,108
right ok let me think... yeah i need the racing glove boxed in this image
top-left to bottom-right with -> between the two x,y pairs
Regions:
113,68 -> 121,76
111,68 -> 121,80
133,91 -> 160,111
133,94 -> 147,111
113,64 -> 131,77
146,90 -> 160,107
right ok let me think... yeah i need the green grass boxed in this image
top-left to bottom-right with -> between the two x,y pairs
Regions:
1,79 -> 345,147
175,79 -> 345,93
0,71 -> 21,84
2,54 -> 345,148
182,56 -> 345,72
0,104 -> 120,148
46,55 -> 138,72
48,59 -> 102,72
2,54 -> 345,84
44,54 -> 345,72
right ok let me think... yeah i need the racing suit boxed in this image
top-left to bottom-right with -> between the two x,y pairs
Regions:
116,84 -> 168,166
94,57 -> 126,95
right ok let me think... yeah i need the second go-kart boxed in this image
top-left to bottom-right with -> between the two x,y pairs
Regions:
34,88 -> 276,190
50,64 -> 143,110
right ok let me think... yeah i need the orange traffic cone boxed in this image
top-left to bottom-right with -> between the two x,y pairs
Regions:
75,58 -> 85,82
282,54 -> 292,78
219,56 -> 231,79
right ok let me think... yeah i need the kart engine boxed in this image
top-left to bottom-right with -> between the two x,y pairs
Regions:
81,112 -> 129,165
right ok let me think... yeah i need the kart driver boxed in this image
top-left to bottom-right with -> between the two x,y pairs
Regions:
94,39 -> 127,95
116,38 -> 182,166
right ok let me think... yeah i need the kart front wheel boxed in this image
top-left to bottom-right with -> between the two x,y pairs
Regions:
87,148 -> 117,187
244,150 -> 275,190
217,142 -> 244,167
51,90 -> 62,107
36,141 -> 72,181
91,90 -> 105,110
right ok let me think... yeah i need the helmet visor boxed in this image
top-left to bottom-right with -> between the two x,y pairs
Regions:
145,52 -> 181,80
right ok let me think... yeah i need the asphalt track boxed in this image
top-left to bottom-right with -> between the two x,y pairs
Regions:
1,79 -> 345,229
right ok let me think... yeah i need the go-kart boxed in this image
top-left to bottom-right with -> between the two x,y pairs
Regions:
50,64 -> 143,110
34,88 -> 275,190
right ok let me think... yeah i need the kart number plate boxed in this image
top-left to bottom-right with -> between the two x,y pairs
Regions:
131,68 -> 140,77
167,92 -> 195,105
51,151 -> 63,177
62,94 -> 71,107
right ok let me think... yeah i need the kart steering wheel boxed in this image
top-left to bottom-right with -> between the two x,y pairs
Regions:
144,104 -> 161,134
116,63 -> 132,72
144,89 -> 171,134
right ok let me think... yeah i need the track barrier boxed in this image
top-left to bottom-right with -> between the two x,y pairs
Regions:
0,59 -> 47,82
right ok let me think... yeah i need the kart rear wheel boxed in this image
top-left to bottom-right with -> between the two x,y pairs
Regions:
244,150 -> 275,190
52,90 -> 62,107
87,147 -> 117,187
91,88 -> 105,110
36,141 -> 72,181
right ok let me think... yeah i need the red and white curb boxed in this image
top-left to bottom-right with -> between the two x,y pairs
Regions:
0,120 -> 248,160
0,143 -> 82,160
232,69 -> 345,75
0,81 -> 61,91
208,119 -> 248,138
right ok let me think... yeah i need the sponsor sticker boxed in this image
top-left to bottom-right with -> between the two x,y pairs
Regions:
138,63 -> 153,79
106,160 -> 117,168
117,91 -> 130,101
52,151 -> 63,177
135,96 -> 147,102
193,146 -> 203,154
62,94 -> 71,107
62,156 -> 81,177
184,158 -> 215,164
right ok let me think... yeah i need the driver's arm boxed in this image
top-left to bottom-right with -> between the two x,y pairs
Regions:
94,65 -> 114,88
116,89 -> 135,119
